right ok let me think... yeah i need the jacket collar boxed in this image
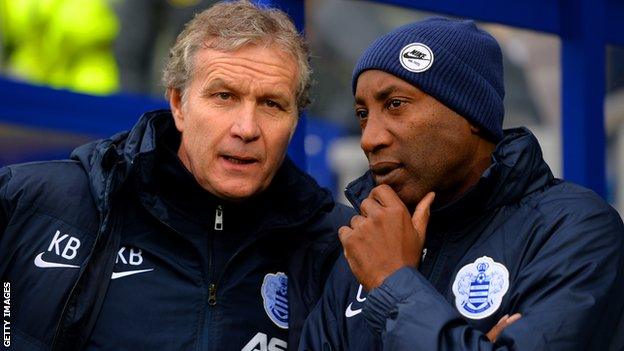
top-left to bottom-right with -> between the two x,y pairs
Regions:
72,109 -> 334,232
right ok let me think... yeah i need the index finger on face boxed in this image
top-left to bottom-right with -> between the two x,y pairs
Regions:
369,184 -> 403,208
338,225 -> 354,246
360,197 -> 382,217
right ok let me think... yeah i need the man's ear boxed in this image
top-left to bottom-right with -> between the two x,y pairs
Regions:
469,123 -> 481,135
169,88 -> 185,132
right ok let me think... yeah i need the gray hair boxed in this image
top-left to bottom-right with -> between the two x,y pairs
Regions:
162,0 -> 311,112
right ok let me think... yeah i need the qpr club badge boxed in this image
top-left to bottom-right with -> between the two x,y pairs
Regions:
261,272 -> 289,329
452,256 -> 509,319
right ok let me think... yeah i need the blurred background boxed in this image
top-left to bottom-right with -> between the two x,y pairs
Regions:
0,0 -> 622,213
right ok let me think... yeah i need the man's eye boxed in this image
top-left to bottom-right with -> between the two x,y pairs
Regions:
355,109 -> 368,120
216,92 -> 231,100
264,99 -> 281,109
387,99 -> 403,109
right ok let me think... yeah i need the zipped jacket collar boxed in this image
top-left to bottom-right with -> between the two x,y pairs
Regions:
71,109 -> 334,233
131,110 -> 334,234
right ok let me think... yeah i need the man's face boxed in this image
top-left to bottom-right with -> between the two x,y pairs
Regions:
355,70 -> 481,209
170,44 -> 299,201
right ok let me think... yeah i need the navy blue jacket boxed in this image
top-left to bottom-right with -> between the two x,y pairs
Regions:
300,128 -> 624,350
0,110 -> 354,351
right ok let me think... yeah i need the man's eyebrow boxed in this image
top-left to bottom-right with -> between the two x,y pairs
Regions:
374,85 -> 400,101
260,91 -> 294,109
355,85 -> 401,106
259,90 -> 289,101
201,78 -> 233,94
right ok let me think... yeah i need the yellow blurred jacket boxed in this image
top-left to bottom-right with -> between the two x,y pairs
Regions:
1,0 -> 119,94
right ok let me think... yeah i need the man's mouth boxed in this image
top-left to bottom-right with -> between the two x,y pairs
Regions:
369,161 -> 403,185
370,162 -> 402,176
222,155 -> 259,165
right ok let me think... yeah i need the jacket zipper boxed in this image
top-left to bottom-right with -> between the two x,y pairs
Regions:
198,205 -> 320,350
208,283 -> 217,306
208,205 -> 220,305
214,205 -> 223,231
144,202 -> 219,351
133,197 -> 220,351
199,205 -> 220,351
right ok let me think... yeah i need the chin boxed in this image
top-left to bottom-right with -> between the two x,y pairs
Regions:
396,187 -> 427,210
218,188 -> 257,201
216,182 -> 267,201
396,192 -> 414,209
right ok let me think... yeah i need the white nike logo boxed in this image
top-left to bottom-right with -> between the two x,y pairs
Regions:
34,252 -> 80,269
111,268 -> 154,280
345,284 -> 367,318
345,302 -> 362,317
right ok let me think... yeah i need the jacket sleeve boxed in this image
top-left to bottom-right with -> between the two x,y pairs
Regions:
362,205 -> 624,350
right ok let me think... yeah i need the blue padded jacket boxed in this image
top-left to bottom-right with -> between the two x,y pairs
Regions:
0,110 -> 354,351
300,128 -> 624,351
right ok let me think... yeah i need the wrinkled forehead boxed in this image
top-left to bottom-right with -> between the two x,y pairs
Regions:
192,43 -> 299,89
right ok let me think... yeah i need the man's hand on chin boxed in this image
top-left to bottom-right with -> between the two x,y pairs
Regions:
338,184 -> 435,290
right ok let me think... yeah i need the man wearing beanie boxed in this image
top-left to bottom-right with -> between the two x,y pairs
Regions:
300,17 -> 624,350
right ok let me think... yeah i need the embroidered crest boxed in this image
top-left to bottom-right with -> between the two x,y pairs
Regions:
399,43 -> 434,73
261,272 -> 289,329
452,256 -> 509,319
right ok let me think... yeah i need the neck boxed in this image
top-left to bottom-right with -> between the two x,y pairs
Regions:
436,139 -> 496,206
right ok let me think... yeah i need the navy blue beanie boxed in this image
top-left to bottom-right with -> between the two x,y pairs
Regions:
352,17 -> 505,141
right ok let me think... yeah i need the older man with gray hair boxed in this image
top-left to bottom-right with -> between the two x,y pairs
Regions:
0,1 -> 353,350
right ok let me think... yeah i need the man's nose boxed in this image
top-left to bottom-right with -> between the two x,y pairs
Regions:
360,114 -> 392,154
231,102 -> 261,142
